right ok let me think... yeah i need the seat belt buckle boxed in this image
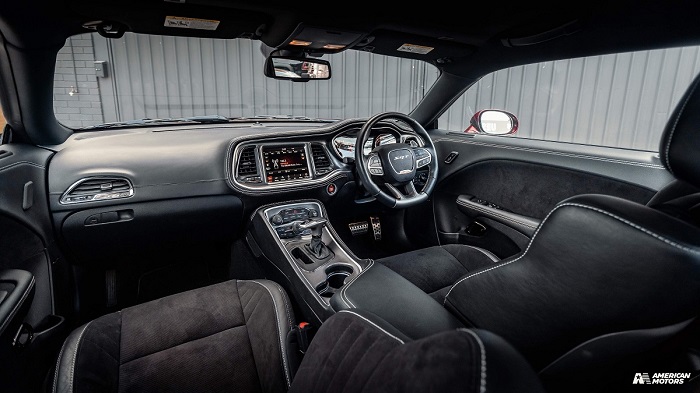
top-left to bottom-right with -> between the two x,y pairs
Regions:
295,322 -> 312,354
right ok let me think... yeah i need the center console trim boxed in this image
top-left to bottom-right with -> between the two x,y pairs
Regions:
261,201 -> 364,307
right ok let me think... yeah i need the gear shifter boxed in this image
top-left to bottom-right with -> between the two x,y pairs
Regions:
296,218 -> 332,260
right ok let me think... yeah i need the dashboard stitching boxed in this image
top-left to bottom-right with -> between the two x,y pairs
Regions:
434,137 -> 665,169
0,161 -> 45,172
132,178 -> 226,188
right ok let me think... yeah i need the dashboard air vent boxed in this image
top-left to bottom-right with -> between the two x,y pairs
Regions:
61,177 -> 134,204
237,145 -> 261,182
311,144 -> 331,175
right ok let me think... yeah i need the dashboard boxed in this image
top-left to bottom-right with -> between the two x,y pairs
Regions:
46,118 -> 426,212
43,117 -> 429,266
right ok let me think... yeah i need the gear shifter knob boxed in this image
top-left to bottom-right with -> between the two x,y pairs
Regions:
298,218 -> 331,260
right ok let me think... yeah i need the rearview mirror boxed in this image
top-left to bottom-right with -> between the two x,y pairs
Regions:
264,56 -> 331,81
466,110 -> 518,135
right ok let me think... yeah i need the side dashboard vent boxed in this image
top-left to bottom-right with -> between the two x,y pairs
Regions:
61,177 -> 133,204
311,144 -> 332,175
237,145 -> 261,183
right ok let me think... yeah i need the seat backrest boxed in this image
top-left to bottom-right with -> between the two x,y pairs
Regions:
444,72 -> 700,373
289,309 -> 545,393
444,193 -> 700,371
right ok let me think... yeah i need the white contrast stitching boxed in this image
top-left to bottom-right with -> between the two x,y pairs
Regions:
433,137 -> 665,169
458,329 -> 487,393
562,203 -> 700,255
338,310 -> 404,344
663,75 -> 700,174
69,322 -> 92,393
443,203 -> 558,305
248,280 -> 291,388
0,161 -> 45,172
444,201 -> 700,304
52,338 -> 68,393
340,259 -> 374,308
276,284 -> 294,328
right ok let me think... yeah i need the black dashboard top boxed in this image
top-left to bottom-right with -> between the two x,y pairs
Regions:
46,119 -> 418,212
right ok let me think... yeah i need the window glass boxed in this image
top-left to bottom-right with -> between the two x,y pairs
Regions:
52,32 -> 439,129
440,46 -> 700,151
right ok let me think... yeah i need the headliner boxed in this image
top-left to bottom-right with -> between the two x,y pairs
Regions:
2,0 -> 700,77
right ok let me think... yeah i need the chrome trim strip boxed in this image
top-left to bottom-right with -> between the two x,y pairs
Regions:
59,176 -> 134,205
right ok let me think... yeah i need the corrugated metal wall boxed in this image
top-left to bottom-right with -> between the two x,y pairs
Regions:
440,46 -> 700,151
81,33 -> 700,151
92,33 -> 438,123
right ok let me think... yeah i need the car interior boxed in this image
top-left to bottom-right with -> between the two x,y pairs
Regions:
1,1 -> 700,392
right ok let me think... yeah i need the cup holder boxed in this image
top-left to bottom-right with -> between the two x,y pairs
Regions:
315,264 -> 354,298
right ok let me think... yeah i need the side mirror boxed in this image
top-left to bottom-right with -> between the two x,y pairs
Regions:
466,110 -> 518,135
264,55 -> 331,81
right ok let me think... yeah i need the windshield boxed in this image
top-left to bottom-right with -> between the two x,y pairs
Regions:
52,32 -> 439,129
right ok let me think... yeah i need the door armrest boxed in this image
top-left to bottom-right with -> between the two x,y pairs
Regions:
457,194 -> 541,237
0,269 -> 35,336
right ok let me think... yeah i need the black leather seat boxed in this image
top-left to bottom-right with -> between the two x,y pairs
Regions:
51,279 -> 545,393
378,72 -> 700,373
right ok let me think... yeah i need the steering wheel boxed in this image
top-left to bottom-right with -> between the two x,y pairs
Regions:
355,112 -> 438,208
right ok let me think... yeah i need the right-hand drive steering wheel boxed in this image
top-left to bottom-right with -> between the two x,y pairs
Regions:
355,112 -> 439,209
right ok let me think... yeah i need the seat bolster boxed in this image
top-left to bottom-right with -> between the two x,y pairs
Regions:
53,311 -> 121,393
290,310 -> 545,393
237,279 -> 296,391
471,329 -> 546,393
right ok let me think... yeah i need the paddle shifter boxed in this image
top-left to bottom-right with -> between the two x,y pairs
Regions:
296,218 -> 332,261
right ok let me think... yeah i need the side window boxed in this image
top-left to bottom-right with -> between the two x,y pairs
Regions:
439,46 -> 700,151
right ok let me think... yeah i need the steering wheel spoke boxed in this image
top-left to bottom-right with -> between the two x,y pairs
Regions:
404,181 -> 418,197
413,147 -> 432,168
384,182 -> 418,200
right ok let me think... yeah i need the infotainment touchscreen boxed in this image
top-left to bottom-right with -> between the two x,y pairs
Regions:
262,146 -> 310,183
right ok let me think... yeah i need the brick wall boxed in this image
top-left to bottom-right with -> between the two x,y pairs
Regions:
53,35 -> 104,129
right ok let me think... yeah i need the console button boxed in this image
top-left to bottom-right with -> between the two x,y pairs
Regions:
270,214 -> 283,225
326,183 -> 337,195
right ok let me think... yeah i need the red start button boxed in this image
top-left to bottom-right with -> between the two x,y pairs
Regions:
326,183 -> 337,195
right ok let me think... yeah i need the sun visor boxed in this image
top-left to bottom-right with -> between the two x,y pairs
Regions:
68,0 -> 269,39
356,29 -> 476,63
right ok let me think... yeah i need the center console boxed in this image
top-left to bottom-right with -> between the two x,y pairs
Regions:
247,200 -> 370,322
248,199 -> 464,338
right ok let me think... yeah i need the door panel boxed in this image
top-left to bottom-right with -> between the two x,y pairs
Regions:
428,131 -> 671,258
0,143 -> 67,393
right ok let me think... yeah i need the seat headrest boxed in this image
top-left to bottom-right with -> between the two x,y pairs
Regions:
660,73 -> 700,188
